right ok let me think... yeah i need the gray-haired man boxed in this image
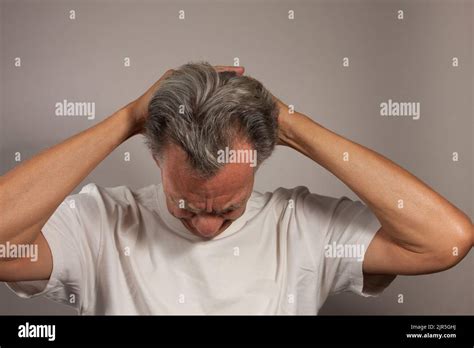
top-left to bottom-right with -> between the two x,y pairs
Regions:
0,62 -> 471,314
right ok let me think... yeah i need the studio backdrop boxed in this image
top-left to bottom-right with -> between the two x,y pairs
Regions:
0,0 -> 472,315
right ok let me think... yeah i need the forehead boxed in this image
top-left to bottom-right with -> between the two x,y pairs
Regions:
161,143 -> 255,205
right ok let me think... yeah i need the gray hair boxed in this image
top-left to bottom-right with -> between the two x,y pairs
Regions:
144,61 -> 279,177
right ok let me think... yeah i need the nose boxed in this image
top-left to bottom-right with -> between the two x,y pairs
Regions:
190,214 -> 224,238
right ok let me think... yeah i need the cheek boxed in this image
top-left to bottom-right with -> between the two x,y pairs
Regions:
226,208 -> 246,220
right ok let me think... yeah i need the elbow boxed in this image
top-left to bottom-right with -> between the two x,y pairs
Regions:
434,216 -> 473,271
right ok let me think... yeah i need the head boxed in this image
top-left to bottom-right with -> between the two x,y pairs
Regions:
144,62 -> 279,239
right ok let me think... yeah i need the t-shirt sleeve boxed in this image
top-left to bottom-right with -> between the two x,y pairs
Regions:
290,187 -> 388,299
5,183 -> 103,311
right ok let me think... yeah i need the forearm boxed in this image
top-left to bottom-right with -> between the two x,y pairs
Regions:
0,106 -> 137,245
280,112 -> 472,253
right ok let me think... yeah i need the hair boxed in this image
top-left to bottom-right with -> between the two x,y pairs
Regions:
144,61 -> 279,178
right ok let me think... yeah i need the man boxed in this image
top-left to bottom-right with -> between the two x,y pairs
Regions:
0,62 -> 472,314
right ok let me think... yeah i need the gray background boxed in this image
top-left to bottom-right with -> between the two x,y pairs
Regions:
0,0 -> 472,315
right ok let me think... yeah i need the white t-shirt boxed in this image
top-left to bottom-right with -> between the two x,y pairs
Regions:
7,183 -> 386,314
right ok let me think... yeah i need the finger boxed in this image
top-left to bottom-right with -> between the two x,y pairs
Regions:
214,65 -> 245,75
161,69 -> 175,80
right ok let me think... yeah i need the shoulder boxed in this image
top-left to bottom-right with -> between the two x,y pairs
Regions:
70,183 -> 159,214
261,186 -> 347,214
260,186 -> 310,205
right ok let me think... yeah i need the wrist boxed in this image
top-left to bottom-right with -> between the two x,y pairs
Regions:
114,105 -> 143,140
278,111 -> 323,159
278,111 -> 303,147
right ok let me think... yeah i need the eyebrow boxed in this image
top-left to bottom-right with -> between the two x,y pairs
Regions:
171,197 -> 243,214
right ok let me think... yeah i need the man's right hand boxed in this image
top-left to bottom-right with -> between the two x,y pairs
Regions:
125,69 -> 175,136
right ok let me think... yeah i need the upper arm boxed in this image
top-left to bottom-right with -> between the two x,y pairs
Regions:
0,231 -> 53,282
363,226 -> 471,276
0,183 -> 104,284
1,185 -> 107,309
